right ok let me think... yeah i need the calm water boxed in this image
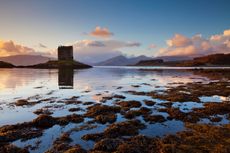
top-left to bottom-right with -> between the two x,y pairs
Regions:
0,66 -> 229,152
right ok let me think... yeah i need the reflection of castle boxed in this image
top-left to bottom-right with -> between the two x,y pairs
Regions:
58,68 -> 74,89
57,46 -> 74,89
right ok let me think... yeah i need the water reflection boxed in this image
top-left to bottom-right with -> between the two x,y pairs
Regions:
58,68 -> 74,89
0,67 -> 210,102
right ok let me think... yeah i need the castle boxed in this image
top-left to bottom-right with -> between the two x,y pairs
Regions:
58,46 -> 73,61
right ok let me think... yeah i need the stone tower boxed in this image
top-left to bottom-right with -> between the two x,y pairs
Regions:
58,46 -> 73,61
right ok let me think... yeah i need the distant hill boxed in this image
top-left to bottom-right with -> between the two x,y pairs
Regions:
0,61 -> 15,68
134,59 -> 164,66
0,55 -> 55,66
154,55 -> 193,61
94,55 -> 153,66
134,53 -> 230,67
179,53 -> 230,66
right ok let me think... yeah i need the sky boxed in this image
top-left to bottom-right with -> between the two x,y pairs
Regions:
0,0 -> 230,63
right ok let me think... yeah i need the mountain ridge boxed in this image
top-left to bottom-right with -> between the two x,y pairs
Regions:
94,55 -> 194,66
0,55 -> 55,66
94,55 -> 153,66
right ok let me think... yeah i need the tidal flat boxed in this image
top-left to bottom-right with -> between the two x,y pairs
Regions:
0,66 -> 229,153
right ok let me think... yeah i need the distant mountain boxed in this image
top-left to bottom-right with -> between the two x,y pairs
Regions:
0,55 -> 55,66
94,55 -> 153,66
134,59 -> 164,66
0,61 -> 15,68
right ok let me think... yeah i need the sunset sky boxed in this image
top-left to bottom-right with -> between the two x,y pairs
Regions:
0,0 -> 230,63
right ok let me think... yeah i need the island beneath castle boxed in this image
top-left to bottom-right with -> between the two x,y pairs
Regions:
2,46 -> 92,69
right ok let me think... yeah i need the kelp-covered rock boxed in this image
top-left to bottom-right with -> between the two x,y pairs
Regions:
93,138 -> 123,152
45,132 -> 86,153
95,114 -> 117,124
82,120 -> 145,141
143,115 -> 166,123
85,104 -> 121,117
0,114 -> 84,144
0,144 -> 29,153
116,101 -> 142,109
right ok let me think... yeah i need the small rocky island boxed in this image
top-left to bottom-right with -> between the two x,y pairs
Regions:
0,61 -> 15,68
0,46 -> 92,69
23,59 -> 92,69
26,46 -> 92,69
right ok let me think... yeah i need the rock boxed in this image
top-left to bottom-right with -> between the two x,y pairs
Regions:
85,104 -> 121,117
68,108 -> 82,112
95,114 -> 117,124
32,115 -> 56,128
116,101 -> 142,108
15,99 -> 29,106
144,115 -> 166,123
144,100 -> 156,106
0,144 -> 29,153
93,138 -> 123,152
33,108 -> 53,115
63,145 -> 87,153
103,120 -> 145,138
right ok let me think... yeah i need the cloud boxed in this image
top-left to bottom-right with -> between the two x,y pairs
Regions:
0,39 -> 140,63
39,43 -> 47,48
156,29 -> 230,57
0,40 -> 54,57
224,29 -> 230,36
89,26 -> 113,38
166,34 -> 192,47
64,40 -> 140,63
126,41 -> 141,47
148,44 -> 157,49
0,40 -> 35,56
74,40 -> 105,47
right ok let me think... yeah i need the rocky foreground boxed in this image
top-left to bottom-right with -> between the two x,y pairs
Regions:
0,69 -> 230,153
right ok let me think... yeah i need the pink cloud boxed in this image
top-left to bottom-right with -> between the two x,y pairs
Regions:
0,40 -> 35,56
148,44 -> 157,49
166,34 -> 192,47
89,26 -> 113,38
224,29 -> 230,36
156,29 -> 230,57
0,40 -> 54,57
